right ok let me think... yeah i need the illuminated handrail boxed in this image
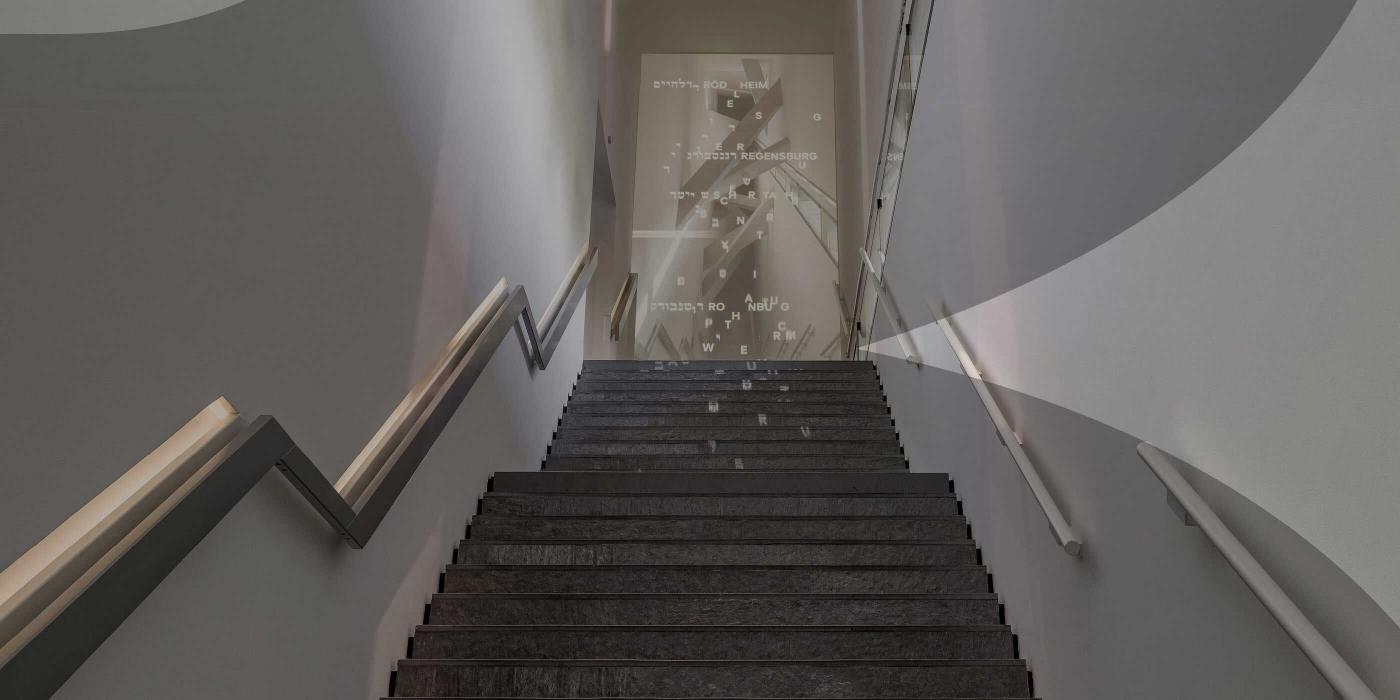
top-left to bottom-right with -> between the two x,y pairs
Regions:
1136,443 -> 1377,700
0,244 -> 597,698
936,315 -> 1082,556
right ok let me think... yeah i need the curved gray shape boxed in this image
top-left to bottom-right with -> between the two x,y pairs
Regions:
0,0 -> 244,35
871,336 -> 1400,697
875,0 -> 1356,339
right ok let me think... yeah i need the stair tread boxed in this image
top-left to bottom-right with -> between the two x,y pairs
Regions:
387,361 -> 1028,700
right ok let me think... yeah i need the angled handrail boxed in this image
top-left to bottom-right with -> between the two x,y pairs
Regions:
936,315 -> 1082,556
1136,443 -> 1377,700
859,248 -> 920,364
0,245 -> 597,698
609,272 -> 637,341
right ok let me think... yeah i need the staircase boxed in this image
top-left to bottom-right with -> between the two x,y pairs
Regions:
388,359 -> 1034,699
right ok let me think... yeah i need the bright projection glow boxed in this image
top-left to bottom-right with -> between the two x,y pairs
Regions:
630,53 -> 842,360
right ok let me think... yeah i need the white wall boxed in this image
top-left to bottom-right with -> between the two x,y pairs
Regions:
867,0 -> 1400,695
0,1 -> 605,696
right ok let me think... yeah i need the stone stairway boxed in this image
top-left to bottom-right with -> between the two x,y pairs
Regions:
388,360 -> 1034,699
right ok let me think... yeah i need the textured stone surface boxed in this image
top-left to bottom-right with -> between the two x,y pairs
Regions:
564,402 -> 891,415
467,516 -> 970,541
574,381 -> 881,393
582,360 -> 877,371
580,370 -> 877,382
543,455 -> 908,471
548,441 -> 902,456
570,391 -> 888,404
490,472 -> 944,494
393,659 -> 1030,698
560,414 -> 894,428
386,360 -> 1031,700
455,541 -> 978,566
554,427 -> 897,442
410,625 -> 1015,660
427,594 -> 1002,626
442,566 -> 990,594
479,494 -> 960,517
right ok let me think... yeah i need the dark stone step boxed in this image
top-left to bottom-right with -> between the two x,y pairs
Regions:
410,624 -> 1015,661
491,472 -> 944,495
560,415 -> 894,428
570,391 -> 886,404
574,381 -> 879,393
563,402 -> 889,416
479,494 -> 960,517
392,659 -> 1029,698
553,427 -> 897,442
582,360 -> 875,371
455,541 -> 977,566
468,516 -> 970,542
427,593 -> 1002,626
544,455 -> 907,471
548,441 -> 902,456
579,370 -> 876,382
443,565 -> 990,594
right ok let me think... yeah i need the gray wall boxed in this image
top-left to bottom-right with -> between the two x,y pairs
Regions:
868,0 -> 1400,696
0,1 -> 605,697
0,0 -> 242,34
834,0 -> 904,311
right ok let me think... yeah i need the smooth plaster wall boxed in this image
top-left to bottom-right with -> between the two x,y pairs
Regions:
0,1 -> 604,697
867,0 -> 1400,695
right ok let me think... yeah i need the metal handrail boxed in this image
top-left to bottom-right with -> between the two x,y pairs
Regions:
936,315 -> 1082,556
1136,443 -> 1377,700
859,249 -> 920,364
0,245 -> 598,698
609,272 -> 637,341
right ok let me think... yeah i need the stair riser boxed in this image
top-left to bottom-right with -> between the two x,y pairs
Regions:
544,455 -> 907,471
393,662 -> 1028,698
560,415 -> 894,428
468,518 -> 969,541
549,442 -> 902,456
456,543 -> 977,566
571,392 -> 886,404
491,472 -> 943,494
555,428 -> 896,442
564,403 -> 890,415
480,496 -> 960,517
444,567 -> 989,594
411,628 -> 1015,660
428,598 -> 1001,626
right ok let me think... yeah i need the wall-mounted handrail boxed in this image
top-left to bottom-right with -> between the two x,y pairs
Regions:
936,316 -> 1082,556
0,244 -> 597,698
859,249 -> 920,364
1136,443 -> 1377,700
609,272 -> 637,341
